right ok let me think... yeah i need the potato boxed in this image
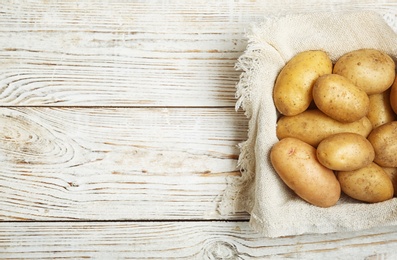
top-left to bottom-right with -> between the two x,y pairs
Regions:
313,74 -> 369,123
367,121 -> 397,167
276,109 -> 373,147
337,163 -> 394,203
368,88 -> 396,128
333,49 -> 395,95
382,167 -> 397,197
270,137 -> 341,207
273,50 -> 332,116
317,132 -> 374,171
390,76 -> 397,114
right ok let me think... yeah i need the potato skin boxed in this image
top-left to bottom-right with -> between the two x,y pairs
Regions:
313,74 -> 369,123
333,49 -> 395,95
382,167 -> 397,197
367,121 -> 397,167
337,163 -> 394,203
276,109 -> 373,147
317,133 -> 374,171
270,137 -> 341,207
368,88 -> 396,129
390,76 -> 397,114
273,50 -> 332,116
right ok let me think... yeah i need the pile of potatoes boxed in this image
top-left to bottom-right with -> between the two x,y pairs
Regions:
270,49 -> 397,208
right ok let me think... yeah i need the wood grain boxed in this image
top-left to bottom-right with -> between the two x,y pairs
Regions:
0,0 -> 396,106
1,221 -> 397,259
0,107 -> 248,220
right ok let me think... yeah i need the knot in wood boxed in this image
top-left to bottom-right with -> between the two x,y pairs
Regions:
204,240 -> 239,259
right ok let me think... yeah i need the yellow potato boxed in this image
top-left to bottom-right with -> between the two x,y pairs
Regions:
333,49 -> 395,95
276,109 -> 373,147
270,137 -> 341,207
367,88 -> 396,129
382,167 -> 397,197
273,50 -> 332,116
390,76 -> 397,114
317,132 -> 374,171
367,121 -> 397,167
313,74 -> 369,123
337,162 -> 394,203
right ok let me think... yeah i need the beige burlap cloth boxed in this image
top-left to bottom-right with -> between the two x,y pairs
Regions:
219,11 -> 397,237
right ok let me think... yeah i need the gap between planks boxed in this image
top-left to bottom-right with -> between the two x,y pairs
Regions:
0,105 -> 237,109
0,219 -> 249,223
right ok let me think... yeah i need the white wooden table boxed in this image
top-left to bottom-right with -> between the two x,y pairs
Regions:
1,1 -> 397,259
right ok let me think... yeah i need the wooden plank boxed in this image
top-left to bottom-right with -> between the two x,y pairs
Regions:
0,107 -> 248,220
0,0 -> 396,106
1,221 -> 397,259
